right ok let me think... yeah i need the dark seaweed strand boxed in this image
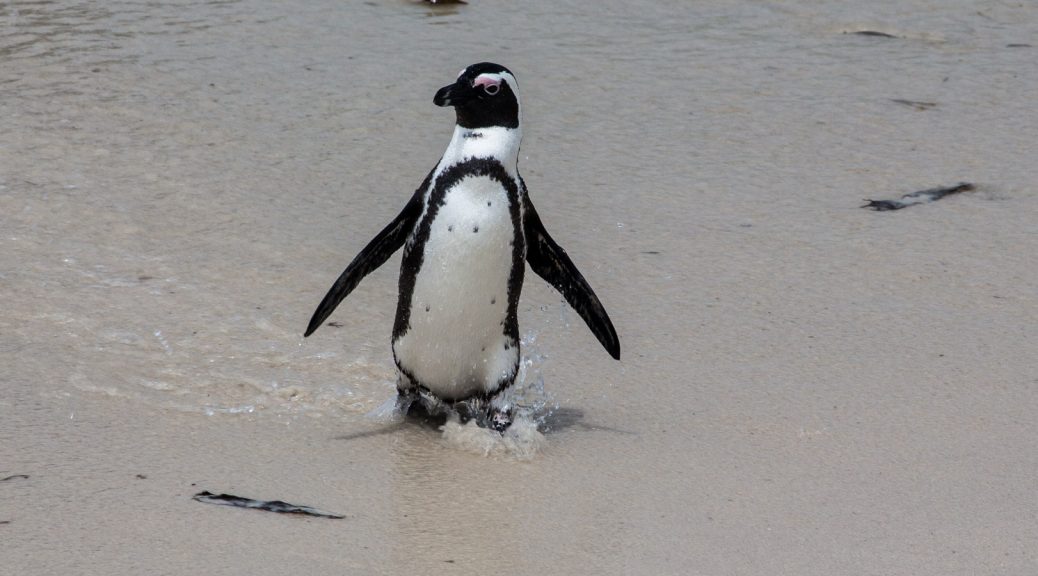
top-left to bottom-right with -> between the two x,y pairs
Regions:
862,199 -> 903,211
393,157 -> 523,344
913,182 -> 974,201
850,30 -> 898,38
192,491 -> 344,519
863,182 -> 975,211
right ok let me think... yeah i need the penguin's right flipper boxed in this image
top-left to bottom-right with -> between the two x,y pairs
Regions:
304,187 -> 424,337
523,199 -> 621,360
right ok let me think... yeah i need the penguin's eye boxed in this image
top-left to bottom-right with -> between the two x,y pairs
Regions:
473,75 -> 502,96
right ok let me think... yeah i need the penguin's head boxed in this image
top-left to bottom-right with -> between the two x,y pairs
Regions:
434,62 -> 520,130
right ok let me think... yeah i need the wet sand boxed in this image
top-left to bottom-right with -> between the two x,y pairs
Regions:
3,1 -> 1037,574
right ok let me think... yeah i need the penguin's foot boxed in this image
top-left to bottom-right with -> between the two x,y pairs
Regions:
488,408 -> 513,432
476,404 -> 514,432
395,388 -> 419,415
450,399 -> 513,432
396,388 -> 516,432
392,388 -> 456,427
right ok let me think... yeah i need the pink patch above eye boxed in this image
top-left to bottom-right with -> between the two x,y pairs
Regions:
473,76 -> 501,89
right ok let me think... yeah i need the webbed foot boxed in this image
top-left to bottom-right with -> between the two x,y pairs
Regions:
488,409 -> 513,432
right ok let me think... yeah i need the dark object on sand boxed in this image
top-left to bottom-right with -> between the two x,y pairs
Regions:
890,98 -> 937,111
1,474 -> 29,482
863,182 -> 975,211
192,490 -> 345,519
847,30 -> 898,38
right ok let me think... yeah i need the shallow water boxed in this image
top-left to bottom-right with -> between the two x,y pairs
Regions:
3,1 -> 1038,574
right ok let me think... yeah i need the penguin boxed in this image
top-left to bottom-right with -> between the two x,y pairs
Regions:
305,62 -> 619,431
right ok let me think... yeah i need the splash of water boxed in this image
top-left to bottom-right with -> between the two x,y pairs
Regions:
440,412 -> 545,460
437,327 -> 554,458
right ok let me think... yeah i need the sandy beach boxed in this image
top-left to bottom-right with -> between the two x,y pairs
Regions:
2,1 -> 1037,574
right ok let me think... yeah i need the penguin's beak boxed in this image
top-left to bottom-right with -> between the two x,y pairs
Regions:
434,80 -> 470,107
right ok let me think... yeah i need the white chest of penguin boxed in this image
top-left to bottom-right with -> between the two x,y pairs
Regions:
393,171 -> 523,399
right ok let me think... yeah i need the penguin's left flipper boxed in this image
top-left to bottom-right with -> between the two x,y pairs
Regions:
304,187 -> 425,337
523,197 -> 621,360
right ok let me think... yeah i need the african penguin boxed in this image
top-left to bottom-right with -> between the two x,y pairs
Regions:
305,62 -> 620,431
